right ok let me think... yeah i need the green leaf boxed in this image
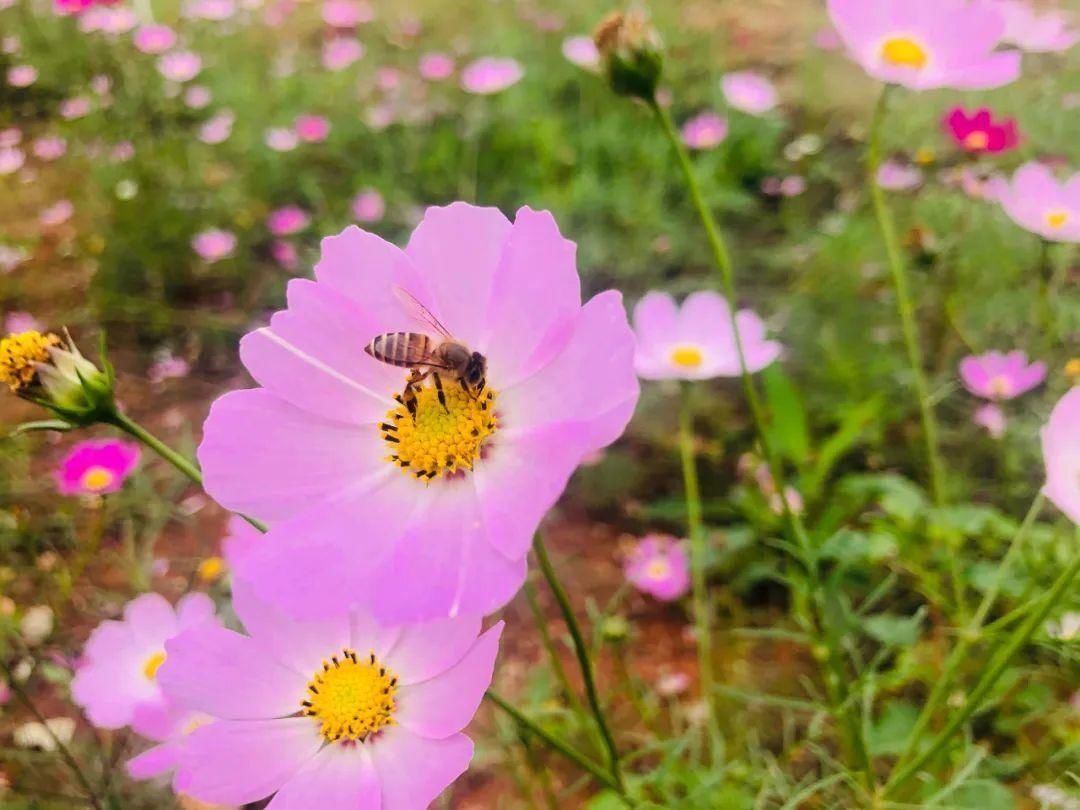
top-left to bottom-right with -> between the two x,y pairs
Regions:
867,700 -> 919,756
946,780 -> 1015,809
805,395 -> 883,497
863,611 -> 924,647
762,366 -> 810,466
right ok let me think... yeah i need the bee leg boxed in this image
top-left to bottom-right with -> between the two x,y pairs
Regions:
432,371 -> 449,413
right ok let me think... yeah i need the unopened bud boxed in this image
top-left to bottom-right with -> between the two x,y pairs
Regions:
593,9 -> 663,102
600,615 -> 631,644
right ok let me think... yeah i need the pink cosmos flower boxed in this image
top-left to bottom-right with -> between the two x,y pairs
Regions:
418,52 -> 454,81
876,160 -> 923,191
973,402 -> 1006,438
680,112 -> 728,150
375,67 -> 401,92
198,111 -> 234,145
55,438 -> 140,495
267,205 -> 309,236
826,0 -> 1021,91
625,535 -> 690,601
111,141 -> 135,161
199,204 -> 639,622
184,85 -> 212,109
322,38 -> 363,71
158,51 -> 201,83
133,24 -> 177,54
780,175 -> 807,197
461,57 -> 523,95
4,312 -> 40,334
90,74 -> 111,96
264,127 -> 299,152
40,200 -> 74,227
99,7 -> 136,33
7,65 -> 37,88
632,291 -> 782,380
31,136 -> 66,161
959,350 -> 1046,400
351,188 -> 385,223
321,0 -> 371,28
72,593 -> 215,733
192,229 -> 236,262
943,106 -> 1019,154
0,147 -> 25,175
562,35 -> 599,69
126,704 -> 211,788
158,578 -> 502,807
1043,388 -> 1080,524
183,0 -> 235,20
294,114 -> 330,143
995,0 -> 1078,53
996,162 -> 1080,242
721,71 -> 778,115
149,354 -> 191,383
59,96 -> 91,120
271,239 -> 299,271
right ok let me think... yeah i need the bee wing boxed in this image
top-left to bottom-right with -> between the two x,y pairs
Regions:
392,286 -> 455,340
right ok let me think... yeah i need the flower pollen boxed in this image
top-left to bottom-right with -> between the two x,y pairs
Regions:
302,649 -> 397,743
670,346 -> 704,369
382,382 -> 497,480
0,331 -> 60,393
142,651 -> 166,681
1046,209 -> 1071,229
80,466 -> 115,492
963,131 -> 989,151
880,36 -> 928,69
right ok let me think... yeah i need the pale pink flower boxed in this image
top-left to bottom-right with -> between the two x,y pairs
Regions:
149,354 -> 191,383
960,350 -> 1046,400
6,65 -> 37,88
0,245 -> 28,273
40,200 -> 74,227
974,402 -> 1006,438
264,127 -> 298,152
721,71 -> 778,115
996,162 -> 1080,242
133,24 -> 177,54
321,0 -> 372,28
322,38 -> 363,71
4,312 -> 40,334
0,147 -> 25,175
2,37 -> 20,55
562,35 -> 599,69
90,74 -> 111,96
418,52 -> 454,81
111,141 -> 135,161
769,486 -> 804,516
375,67 -> 401,91
0,128 -> 19,148
59,96 -> 92,119
827,0 -> 1021,90
184,85 -> 212,109
995,0 -> 1078,53
680,112 -> 728,150
656,671 -> 691,697
192,229 -> 236,262
266,205 -> 309,236
100,8 -> 136,34
625,535 -> 690,601
460,57 -> 523,95
158,51 -> 201,83
876,160 -> 922,191
271,239 -> 298,271
351,188 -> 384,223
294,114 -> 330,143
780,175 -> 807,197
184,0 -> 235,20
31,136 -> 66,161
198,111 -> 234,144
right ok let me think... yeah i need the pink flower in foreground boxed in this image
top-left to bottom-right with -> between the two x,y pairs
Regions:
133,24 -> 177,54
199,204 -> 639,622
461,57 -> 523,95
192,229 -> 236,262
31,136 -> 66,161
960,350 -> 1046,400
158,578 -> 502,807
264,127 -> 299,152
996,162 -> 1080,242
157,51 -> 201,83
294,114 -> 330,143
625,535 -> 690,601
633,290 -> 782,380
1043,387 -> 1080,525
72,593 -> 215,732
267,205 -> 309,236
721,71 -> 778,115
322,37 -> 363,71
562,35 -> 599,69
321,0 -> 372,28
826,0 -> 1020,91
995,0 -> 1078,53
974,402 -> 1006,438
943,106 -> 1019,154
7,65 -> 37,88
40,199 -> 74,227
680,112 -> 728,150
419,52 -> 454,81
55,438 -> 140,495
876,160 -> 922,191
351,188 -> 385,223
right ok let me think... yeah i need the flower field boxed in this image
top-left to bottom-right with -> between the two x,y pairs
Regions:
1,0 -> 1079,807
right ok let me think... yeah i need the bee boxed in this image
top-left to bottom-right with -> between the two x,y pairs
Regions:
364,287 -> 487,418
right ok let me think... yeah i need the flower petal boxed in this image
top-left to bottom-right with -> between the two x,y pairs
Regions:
369,727 -> 473,810
267,744 -> 381,810
383,615 -> 482,686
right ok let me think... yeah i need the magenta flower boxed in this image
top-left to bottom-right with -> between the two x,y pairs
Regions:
55,438 -> 140,495
418,52 -> 454,81
158,51 -> 201,82
71,593 -> 215,731
680,112 -> 728,151
321,0 -> 372,28
632,291 -> 781,380
31,136 -> 66,161
192,229 -> 236,262
562,35 -> 599,69
199,204 -> 639,622
943,106 -> 1019,154
158,578 -> 502,807
1042,388 -> 1080,525
322,38 -> 363,71
959,350 -> 1046,400
625,535 -> 690,601
267,205 -> 310,236
996,162 -> 1080,242
6,65 -> 37,88
827,0 -> 1020,91
995,0 -> 1078,53
460,57 -> 523,95
721,71 -> 778,115
973,402 -> 1006,438
351,189 -> 385,223
133,23 -> 176,54
294,114 -> 330,143
876,160 -> 922,191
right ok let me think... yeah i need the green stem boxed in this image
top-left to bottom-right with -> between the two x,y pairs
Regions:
890,493 -> 1045,778
885,537 -> 1080,796
533,535 -> 625,792
485,691 -> 628,800
525,579 -> 589,722
866,87 -> 946,508
677,383 -> 721,757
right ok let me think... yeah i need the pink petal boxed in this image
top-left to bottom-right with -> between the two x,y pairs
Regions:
369,728 -> 473,808
125,593 -> 177,645
266,744 -> 380,809
383,615 -> 483,686
127,741 -> 180,780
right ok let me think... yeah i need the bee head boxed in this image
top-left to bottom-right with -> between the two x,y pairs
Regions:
465,352 -> 486,386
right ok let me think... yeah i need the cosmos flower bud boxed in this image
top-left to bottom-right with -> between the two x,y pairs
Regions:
593,9 -> 663,103
0,329 -> 116,428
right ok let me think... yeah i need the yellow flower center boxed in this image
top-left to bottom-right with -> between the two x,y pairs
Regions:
989,375 -> 1014,399
963,132 -> 989,151
80,467 -> 115,492
669,346 -> 704,369
1065,358 -> 1080,378
142,651 -> 166,681
0,331 -> 60,393
645,558 -> 671,580
196,556 -> 226,583
1046,210 -> 1071,229
880,36 -> 928,70
381,382 -> 497,480
914,147 -> 935,165
302,649 -> 397,743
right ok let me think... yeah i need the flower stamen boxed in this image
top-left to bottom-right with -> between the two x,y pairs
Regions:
880,36 -> 928,70
0,331 -> 60,393
302,649 -> 397,743
1046,209 -> 1071,229
142,651 -> 166,681
669,346 -> 704,369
